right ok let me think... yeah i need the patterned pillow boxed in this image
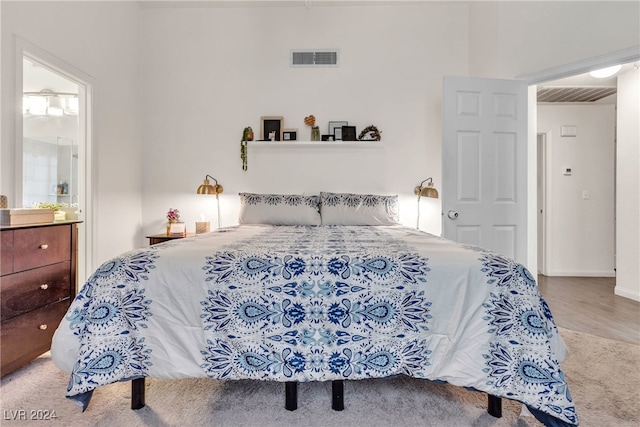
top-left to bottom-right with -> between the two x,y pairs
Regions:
320,192 -> 399,225
238,193 -> 321,225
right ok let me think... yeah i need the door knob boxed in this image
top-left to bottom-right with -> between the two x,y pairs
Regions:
447,210 -> 459,220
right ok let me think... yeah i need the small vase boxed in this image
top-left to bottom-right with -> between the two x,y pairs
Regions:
311,126 -> 320,141
166,221 -> 175,236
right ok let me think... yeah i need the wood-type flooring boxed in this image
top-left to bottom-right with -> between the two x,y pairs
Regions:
537,275 -> 640,345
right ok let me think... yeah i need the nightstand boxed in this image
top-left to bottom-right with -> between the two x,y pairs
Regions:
146,233 -> 195,246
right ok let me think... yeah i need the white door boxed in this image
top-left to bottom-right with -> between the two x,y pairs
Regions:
442,76 -> 528,263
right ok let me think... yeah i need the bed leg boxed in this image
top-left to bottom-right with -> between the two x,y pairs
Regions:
285,381 -> 297,411
332,380 -> 344,411
487,394 -> 502,418
131,378 -> 145,410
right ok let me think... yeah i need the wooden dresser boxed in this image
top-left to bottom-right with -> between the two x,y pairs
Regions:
1,221 -> 80,377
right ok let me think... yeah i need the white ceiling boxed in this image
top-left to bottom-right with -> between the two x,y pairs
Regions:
23,58 -> 78,95
137,0 -> 424,8
536,62 -> 638,104
538,62 -> 636,88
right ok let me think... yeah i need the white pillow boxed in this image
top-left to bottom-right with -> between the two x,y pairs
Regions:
320,192 -> 399,225
238,193 -> 321,225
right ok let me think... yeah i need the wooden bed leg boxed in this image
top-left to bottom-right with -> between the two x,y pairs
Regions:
131,378 -> 145,410
332,380 -> 344,411
487,394 -> 502,418
285,381 -> 297,411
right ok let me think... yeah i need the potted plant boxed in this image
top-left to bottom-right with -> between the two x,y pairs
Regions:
166,208 -> 181,235
240,126 -> 253,171
36,202 -> 67,221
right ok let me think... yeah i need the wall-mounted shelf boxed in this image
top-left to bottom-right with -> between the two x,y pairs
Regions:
248,141 -> 383,148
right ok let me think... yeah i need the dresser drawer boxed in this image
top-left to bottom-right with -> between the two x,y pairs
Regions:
13,225 -> 71,271
1,230 -> 14,275
1,262 -> 71,322
1,299 -> 70,377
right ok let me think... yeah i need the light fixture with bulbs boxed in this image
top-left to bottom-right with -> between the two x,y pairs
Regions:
23,89 -> 79,116
589,64 -> 622,79
47,96 -> 64,116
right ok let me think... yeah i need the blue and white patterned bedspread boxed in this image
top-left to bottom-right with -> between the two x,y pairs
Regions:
51,225 -> 577,425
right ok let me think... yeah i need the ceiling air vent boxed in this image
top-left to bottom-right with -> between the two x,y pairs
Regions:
291,50 -> 339,67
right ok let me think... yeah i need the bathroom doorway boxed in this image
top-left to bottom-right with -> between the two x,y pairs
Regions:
17,39 -> 93,284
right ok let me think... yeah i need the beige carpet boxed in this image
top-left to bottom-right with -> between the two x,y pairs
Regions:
1,328 -> 638,427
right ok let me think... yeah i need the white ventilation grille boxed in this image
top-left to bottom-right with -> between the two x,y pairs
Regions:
291,50 -> 339,67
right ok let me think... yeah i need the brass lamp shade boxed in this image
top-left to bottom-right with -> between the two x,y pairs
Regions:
196,175 -> 223,195
414,178 -> 439,199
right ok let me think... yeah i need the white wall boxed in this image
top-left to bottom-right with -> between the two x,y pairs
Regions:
616,66 -> 640,301
2,1 -> 639,275
139,3 -> 468,238
1,1 -> 143,266
468,1 -> 640,78
139,2 -> 640,248
537,104 -> 616,276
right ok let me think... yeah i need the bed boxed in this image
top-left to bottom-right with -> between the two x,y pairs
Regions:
51,192 -> 578,426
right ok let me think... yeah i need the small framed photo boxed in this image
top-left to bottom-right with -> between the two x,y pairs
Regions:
328,121 -> 348,140
260,116 -> 284,141
342,125 -> 357,141
282,128 -> 297,141
321,134 -> 335,141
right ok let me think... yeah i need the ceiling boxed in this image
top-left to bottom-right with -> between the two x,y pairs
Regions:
23,58 -> 78,94
137,0 -> 422,8
536,62 -> 638,104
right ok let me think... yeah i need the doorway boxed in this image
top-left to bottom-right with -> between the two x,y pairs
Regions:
16,38 -> 93,284
534,64 -> 635,279
536,133 -> 546,274
22,58 -> 79,209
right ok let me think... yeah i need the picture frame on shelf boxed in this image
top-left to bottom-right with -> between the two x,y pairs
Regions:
321,134 -> 335,141
328,121 -> 348,140
282,128 -> 298,141
342,125 -> 357,141
260,116 -> 284,141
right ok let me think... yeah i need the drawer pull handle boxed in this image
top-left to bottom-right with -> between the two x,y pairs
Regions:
40,244 -> 49,250
40,284 -> 49,290
39,324 -> 48,331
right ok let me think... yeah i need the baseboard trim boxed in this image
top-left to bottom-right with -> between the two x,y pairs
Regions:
614,287 -> 640,302
544,270 -> 616,277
